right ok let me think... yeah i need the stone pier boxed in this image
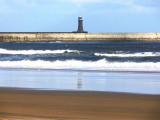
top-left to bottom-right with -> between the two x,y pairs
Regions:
0,32 -> 160,42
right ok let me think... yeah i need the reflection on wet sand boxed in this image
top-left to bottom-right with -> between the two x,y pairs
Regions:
77,72 -> 82,89
0,70 -> 160,94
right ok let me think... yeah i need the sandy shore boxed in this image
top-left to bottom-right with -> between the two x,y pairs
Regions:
0,88 -> 160,120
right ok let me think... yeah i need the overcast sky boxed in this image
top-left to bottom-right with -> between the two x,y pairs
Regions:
0,0 -> 160,33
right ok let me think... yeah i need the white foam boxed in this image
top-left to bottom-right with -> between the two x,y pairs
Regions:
0,48 -> 81,55
0,59 -> 160,72
95,52 -> 160,57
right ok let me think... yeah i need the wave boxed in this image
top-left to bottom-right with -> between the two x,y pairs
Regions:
0,48 -> 81,55
0,59 -> 160,72
95,52 -> 160,57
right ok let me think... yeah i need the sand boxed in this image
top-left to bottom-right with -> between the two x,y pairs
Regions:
0,88 -> 160,120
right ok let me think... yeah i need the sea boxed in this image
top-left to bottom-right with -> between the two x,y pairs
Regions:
0,42 -> 160,94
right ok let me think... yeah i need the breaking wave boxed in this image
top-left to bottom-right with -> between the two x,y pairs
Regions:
0,48 -> 81,55
95,52 -> 160,57
0,59 -> 160,72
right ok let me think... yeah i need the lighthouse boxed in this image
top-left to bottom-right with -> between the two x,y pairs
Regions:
77,16 -> 84,33
73,16 -> 88,33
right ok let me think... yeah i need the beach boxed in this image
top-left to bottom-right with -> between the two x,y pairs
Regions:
0,88 -> 160,120
0,42 -> 160,119
0,69 -> 160,120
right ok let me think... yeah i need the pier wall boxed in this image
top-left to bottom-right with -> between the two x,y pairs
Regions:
0,33 -> 160,42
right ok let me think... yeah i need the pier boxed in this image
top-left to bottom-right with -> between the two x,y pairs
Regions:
0,32 -> 160,42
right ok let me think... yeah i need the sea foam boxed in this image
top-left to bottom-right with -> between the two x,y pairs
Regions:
95,52 -> 160,57
0,59 -> 160,72
0,48 -> 81,55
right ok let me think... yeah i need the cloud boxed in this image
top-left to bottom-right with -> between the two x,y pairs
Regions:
62,0 -> 132,5
0,0 -> 36,14
0,0 -> 16,14
121,2 -> 159,14
106,0 -> 134,5
131,5 -> 158,13
61,0 -> 159,14
112,0 -> 159,14
96,7 -> 158,15
10,0 -> 36,8
0,0 -> 159,15
93,0 -> 159,14
61,0 -> 105,3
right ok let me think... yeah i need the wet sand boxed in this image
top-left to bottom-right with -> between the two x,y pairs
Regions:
0,88 -> 160,120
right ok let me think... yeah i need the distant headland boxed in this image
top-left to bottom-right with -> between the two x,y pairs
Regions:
0,17 -> 160,42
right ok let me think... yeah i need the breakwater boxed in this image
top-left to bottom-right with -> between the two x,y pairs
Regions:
0,32 -> 160,42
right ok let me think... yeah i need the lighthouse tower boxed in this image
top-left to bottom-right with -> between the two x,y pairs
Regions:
73,16 -> 88,33
77,16 -> 84,33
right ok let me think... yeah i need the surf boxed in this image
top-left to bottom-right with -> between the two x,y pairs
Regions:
0,59 -> 160,72
0,48 -> 82,55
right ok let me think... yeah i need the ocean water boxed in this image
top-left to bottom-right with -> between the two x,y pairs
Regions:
0,42 -> 160,72
0,42 -> 160,94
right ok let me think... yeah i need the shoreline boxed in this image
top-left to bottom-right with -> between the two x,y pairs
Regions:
1,69 -> 160,95
1,67 -> 160,74
0,87 -> 159,96
0,87 -> 160,120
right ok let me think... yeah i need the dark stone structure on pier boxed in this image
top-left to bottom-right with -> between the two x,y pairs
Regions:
73,16 -> 88,33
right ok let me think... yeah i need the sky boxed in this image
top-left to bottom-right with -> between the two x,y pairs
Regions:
0,0 -> 160,33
